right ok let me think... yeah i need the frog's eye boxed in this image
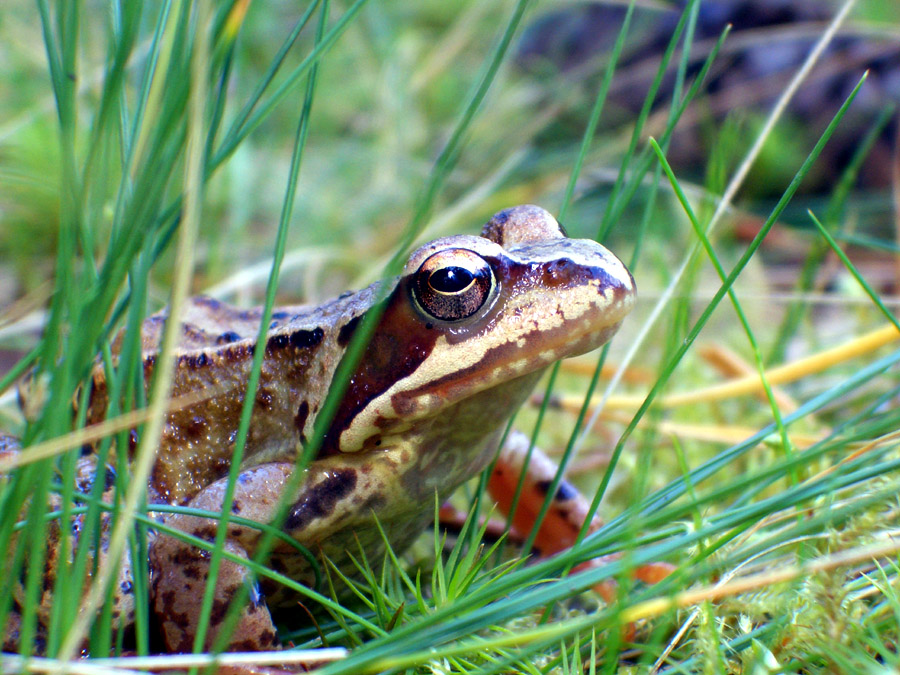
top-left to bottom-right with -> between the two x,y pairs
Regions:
412,248 -> 496,321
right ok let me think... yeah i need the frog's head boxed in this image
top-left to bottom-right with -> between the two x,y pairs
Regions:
326,205 -> 635,454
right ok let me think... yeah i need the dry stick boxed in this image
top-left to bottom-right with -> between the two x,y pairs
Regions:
574,0 -> 859,453
623,536 -> 900,626
599,322 -> 900,410
53,2 -> 208,666
0,387 -> 226,473
1,648 -> 348,675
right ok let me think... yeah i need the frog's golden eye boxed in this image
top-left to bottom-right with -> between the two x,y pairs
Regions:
412,248 -> 495,321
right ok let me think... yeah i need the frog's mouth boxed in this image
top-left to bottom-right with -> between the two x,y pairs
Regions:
326,239 -> 635,454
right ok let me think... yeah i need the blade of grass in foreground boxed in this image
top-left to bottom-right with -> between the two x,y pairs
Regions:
193,0 -> 331,657
188,0 -> 540,657
305,58 -> 876,675
515,0 -> 712,571
577,0 -> 859,456
54,0 -> 210,662
579,71 -> 869,544
651,136 -> 797,481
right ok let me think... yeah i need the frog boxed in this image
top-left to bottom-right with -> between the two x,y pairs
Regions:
5,204 -> 637,654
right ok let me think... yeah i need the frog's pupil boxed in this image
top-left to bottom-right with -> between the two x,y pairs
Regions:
430,266 -> 473,293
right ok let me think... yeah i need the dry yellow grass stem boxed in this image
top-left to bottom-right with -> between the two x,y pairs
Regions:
0,385 -> 227,474
602,323 -> 900,411
696,342 -> 799,412
560,358 -> 656,385
0,281 -> 53,333
550,401 -> 825,452
620,536 -> 900,625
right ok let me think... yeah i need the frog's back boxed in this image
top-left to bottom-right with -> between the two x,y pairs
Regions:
88,291 -> 378,505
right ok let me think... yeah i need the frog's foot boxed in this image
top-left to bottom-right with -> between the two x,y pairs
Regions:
148,464 -> 297,653
487,431 -> 673,596
150,534 -> 280,653
574,557 -> 675,604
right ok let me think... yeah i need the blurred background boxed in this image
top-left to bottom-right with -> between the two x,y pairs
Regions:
0,0 -> 896,308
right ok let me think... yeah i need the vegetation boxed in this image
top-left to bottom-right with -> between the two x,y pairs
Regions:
1,0 -> 900,672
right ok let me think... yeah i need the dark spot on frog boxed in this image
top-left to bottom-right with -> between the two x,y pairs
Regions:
182,564 -> 202,580
261,630 -> 278,647
256,387 -> 273,410
272,310 -> 289,320
160,589 -> 177,611
178,351 -> 210,369
294,401 -> 310,434
337,315 -> 362,347
286,328 -> 322,350
193,525 -> 217,542
195,296 -> 222,309
535,479 -> 577,502
210,597 -> 231,624
284,469 -> 357,532
231,500 -> 242,514
169,548 -> 201,567
212,342 -> 255,362
181,416 -> 207,440
266,333 -> 290,353
217,331 -> 242,345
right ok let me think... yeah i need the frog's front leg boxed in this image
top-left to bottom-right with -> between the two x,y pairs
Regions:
149,464 -> 296,653
487,431 -> 672,599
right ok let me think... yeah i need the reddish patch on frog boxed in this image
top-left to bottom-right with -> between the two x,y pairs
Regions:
320,286 -> 440,455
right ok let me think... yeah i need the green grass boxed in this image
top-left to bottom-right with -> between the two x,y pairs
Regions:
2,0 -> 900,673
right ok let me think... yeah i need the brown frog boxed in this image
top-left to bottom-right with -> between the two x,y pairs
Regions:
7,205 -> 636,654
